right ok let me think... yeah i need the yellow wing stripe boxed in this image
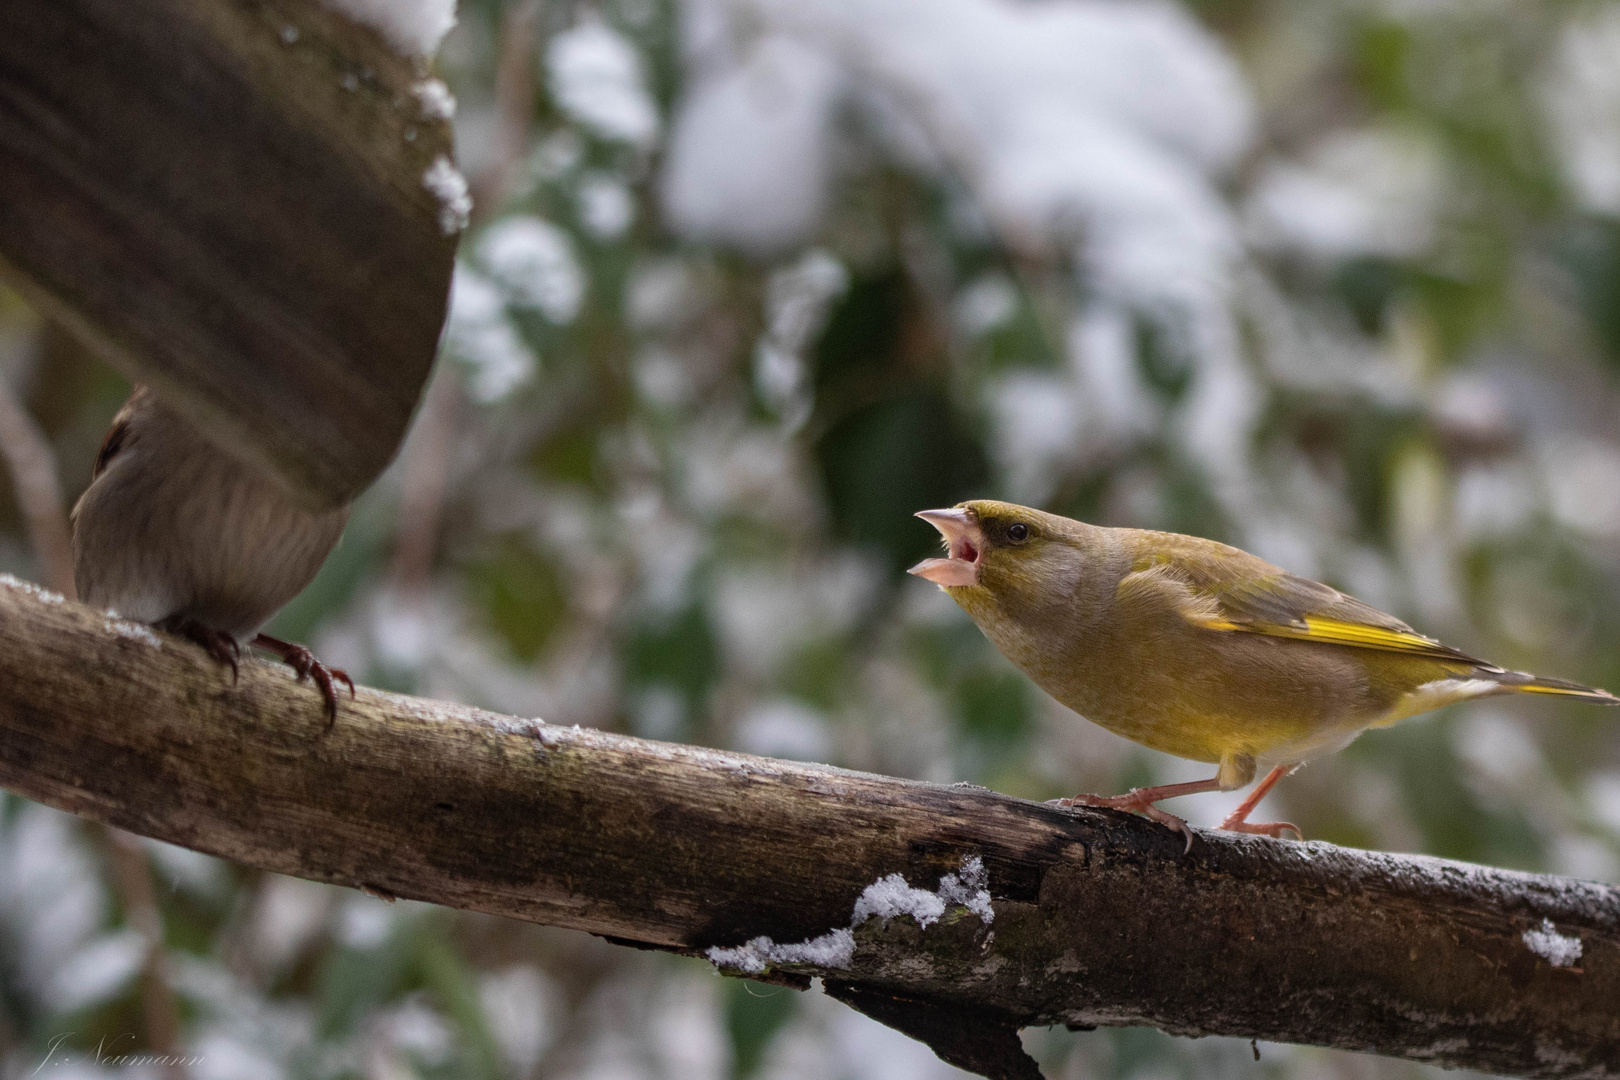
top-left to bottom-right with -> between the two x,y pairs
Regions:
1187,616 -> 1242,631
1516,683 -> 1620,703
1191,613 -> 1470,660
1300,617 -> 1447,652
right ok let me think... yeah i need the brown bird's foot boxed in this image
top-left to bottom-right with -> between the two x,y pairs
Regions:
252,633 -> 355,727
1060,777 -> 1223,854
157,615 -> 240,682
1217,763 -> 1303,841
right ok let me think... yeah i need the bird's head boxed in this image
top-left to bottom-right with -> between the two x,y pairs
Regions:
908,500 -> 1068,596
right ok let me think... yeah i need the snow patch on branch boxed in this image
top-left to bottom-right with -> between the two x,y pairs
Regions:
413,79 -> 457,120
103,616 -> 162,649
0,573 -> 161,647
423,156 -> 473,234
707,855 -> 993,975
1522,918 -> 1582,967
852,875 -> 947,928
705,928 -> 856,975
937,856 -> 994,923
0,573 -> 64,605
487,715 -> 548,737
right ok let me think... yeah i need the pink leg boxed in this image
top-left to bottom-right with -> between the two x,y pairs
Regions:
1062,777 -> 1223,853
1218,764 -> 1302,840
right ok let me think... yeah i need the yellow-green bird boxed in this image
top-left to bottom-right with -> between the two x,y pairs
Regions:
910,499 -> 1619,848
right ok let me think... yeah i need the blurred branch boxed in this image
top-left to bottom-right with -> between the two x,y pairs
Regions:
0,373 -> 73,596
0,580 -> 1615,1080
471,0 -> 545,214
388,1 -> 543,598
101,828 -> 189,1080
389,368 -> 461,592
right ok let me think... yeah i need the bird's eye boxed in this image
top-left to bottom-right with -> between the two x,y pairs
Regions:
1007,522 -> 1030,542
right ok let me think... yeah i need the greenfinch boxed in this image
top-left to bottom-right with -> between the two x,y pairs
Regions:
910,500 -> 1618,848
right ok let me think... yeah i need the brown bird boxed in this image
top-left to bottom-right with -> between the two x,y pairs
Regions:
911,500 -> 1619,848
72,387 -> 354,722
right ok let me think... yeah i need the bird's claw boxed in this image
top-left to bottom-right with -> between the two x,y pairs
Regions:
252,634 -> 353,728
1061,789 -> 1149,811
159,616 -> 240,683
1144,806 -> 1196,854
1060,790 -> 1195,853
1221,819 -> 1303,841
285,645 -> 352,728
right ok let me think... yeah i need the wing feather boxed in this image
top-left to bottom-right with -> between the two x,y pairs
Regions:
1119,533 -> 1489,666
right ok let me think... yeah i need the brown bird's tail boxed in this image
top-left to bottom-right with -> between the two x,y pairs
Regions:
1493,670 -> 1620,705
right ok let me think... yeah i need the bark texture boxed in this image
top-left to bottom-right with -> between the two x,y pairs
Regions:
0,579 -> 1615,1078
0,0 -> 456,508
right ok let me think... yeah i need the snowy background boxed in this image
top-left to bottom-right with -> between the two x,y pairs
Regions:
4,0 -> 1620,1076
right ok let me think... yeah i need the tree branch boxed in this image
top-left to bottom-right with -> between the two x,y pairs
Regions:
0,578 -> 1614,1079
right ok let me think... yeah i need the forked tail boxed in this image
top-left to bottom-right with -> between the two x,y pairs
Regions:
1495,670 -> 1620,705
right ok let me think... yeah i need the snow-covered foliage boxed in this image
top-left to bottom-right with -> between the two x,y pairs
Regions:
548,19 -> 661,148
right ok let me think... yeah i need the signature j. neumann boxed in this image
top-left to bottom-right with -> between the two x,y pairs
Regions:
32,1032 -> 203,1073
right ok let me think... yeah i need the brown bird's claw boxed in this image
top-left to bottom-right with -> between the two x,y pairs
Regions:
252,634 -> 353,728
158,616 -> 240,683
1061,789 -> 1197,854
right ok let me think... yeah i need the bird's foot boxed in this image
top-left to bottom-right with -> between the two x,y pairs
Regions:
1061,789 -> 1197,854
252,634 -> 354,728
1219,816 -> 1303,841
1215,764 -> 1303,840
157,615 -> 240,682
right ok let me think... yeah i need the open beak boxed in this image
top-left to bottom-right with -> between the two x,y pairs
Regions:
908,508 -> 983,588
